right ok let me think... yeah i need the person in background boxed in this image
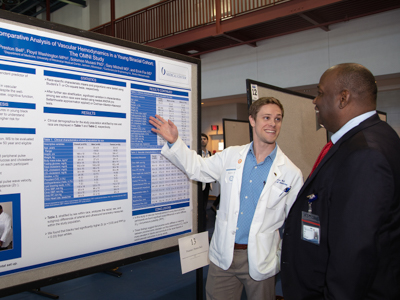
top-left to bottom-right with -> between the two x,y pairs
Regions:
201,133 -> 212,229
281,63 -> 400,300
150,97 -> 303,300
0,205 -> 13,251
211,194 -> 220,214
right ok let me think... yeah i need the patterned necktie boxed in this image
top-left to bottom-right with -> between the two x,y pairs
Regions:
310,141 -> 333,176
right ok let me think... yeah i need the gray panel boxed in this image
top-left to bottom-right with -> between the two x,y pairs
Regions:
223,119 -> 250,148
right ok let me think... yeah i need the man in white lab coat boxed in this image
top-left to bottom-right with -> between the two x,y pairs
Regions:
149,97 -> 303,300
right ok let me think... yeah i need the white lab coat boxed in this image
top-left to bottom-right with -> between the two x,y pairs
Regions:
162,137 -> 303,280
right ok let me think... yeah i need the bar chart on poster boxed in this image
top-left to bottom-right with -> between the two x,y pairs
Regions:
0,12 -> 200,292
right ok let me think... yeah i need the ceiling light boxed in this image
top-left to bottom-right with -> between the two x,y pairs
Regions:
187,50 -> 199,54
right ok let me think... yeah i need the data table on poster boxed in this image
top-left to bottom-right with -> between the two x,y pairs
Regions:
131,150 -> 190,212
131,88 -> 190,149
155,97 -> 190,146
44,138 -> 128,208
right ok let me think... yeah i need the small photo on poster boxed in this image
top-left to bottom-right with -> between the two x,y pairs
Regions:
0,202 -> 13,251
0,194 -> 21,262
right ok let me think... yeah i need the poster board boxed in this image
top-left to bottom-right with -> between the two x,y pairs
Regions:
222,119 -> 250,148
246,80 -> 327,177
0,11 -> 200,295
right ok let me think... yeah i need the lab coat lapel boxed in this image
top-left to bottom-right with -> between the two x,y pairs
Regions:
231,144 -> 250,197
260,146 -> 284,198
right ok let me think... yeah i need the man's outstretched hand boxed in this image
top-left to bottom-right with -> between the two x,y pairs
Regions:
149,114 -> 179,144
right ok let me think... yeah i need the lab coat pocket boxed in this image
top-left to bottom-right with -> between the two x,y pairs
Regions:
211,210 -> 228,259
256,230 -> 280,274
224,169 -> 235,184
266,184 -> 291,209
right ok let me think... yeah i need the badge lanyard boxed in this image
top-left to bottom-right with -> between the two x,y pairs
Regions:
301,194 -> 320,245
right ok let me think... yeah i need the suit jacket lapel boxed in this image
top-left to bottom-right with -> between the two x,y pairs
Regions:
299,114 -> 382,194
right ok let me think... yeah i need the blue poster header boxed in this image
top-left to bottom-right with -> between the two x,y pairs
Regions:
131,83 -> 188,97
44,70 -> 126,87
0,63 -> 35,74
0,28 -> 155,81
0,101 -> 35,109
43,107 -> 126,119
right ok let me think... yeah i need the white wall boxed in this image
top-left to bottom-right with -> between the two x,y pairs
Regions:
201,9 -> 400,99
377,90 -> 400,134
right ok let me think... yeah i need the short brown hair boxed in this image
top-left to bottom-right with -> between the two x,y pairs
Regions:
249,97 -> 284,120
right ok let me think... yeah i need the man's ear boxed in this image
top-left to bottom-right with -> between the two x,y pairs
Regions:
249,115 -> 255,127
338,89 -> 350,109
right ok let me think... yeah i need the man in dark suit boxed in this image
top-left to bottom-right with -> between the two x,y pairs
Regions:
281,63 -> 400,299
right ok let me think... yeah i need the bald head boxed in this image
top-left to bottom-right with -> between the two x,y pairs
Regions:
327,63 -> 377,110
313,63 -> 378,133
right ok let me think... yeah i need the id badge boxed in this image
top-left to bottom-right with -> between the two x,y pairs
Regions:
301,211 -> 320,245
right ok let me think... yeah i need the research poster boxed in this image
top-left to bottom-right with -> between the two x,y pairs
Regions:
0,19 -> 193,277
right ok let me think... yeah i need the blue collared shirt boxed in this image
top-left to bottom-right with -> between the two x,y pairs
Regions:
235,143 -> 277,244
331,111 -> 376,144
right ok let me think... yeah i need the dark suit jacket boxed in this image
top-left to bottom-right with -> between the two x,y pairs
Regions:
281,114 -> 400,300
